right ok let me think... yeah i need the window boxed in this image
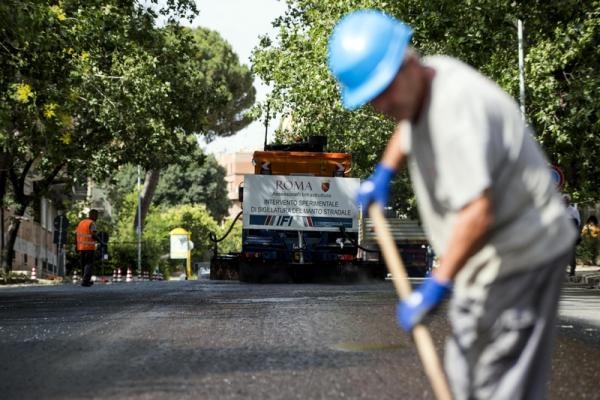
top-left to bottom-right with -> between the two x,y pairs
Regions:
32,200 -> 41,223
46,202 -> 54,232
41,198 -> 48,229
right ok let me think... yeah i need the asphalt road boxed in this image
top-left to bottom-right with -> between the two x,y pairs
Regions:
0,280 -> 599,400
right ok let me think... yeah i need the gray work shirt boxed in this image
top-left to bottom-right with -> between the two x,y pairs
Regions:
400,56 -> 575,298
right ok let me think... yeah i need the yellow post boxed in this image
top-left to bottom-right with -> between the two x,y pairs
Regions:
186,230 -> 192,279
170,227 -> 193,279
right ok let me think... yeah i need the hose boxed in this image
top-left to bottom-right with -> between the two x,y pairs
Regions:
209,211 -> 243,243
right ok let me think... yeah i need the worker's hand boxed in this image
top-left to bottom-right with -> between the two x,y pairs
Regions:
356,163 -> 395,214
396,276 -> 452,331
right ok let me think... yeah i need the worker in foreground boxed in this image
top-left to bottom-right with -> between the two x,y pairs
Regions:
328,9 -> 575,399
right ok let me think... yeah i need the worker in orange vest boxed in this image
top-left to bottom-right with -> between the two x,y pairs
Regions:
76,209 -> 99,287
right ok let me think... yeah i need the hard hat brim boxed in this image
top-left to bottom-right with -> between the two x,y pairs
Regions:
341,25 -> 412,110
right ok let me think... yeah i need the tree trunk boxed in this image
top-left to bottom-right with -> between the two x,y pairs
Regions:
4,202 -> 28,275
133,169 -> 160,233
0,170 -> 7,273
0,153 -> 9,272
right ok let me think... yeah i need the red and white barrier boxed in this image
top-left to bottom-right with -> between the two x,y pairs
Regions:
152,272 -> 164,281
126,268 -> 132,283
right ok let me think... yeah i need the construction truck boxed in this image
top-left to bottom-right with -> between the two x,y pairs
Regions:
210,137 -> 384,282
209,137 -> 431,282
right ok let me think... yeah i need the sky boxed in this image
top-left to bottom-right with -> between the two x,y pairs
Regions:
185,0 -> 288,155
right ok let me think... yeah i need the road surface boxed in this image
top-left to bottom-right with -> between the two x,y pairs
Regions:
0,279 -> 598,399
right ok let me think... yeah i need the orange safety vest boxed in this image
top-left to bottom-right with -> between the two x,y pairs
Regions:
76,219 -> 96,251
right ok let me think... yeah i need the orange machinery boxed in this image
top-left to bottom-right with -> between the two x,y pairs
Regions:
252,151 -> 352,177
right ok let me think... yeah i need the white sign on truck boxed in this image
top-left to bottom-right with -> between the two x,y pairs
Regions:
243,175 -> 360,232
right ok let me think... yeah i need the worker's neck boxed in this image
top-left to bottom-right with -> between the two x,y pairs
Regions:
412,67 -> 434,124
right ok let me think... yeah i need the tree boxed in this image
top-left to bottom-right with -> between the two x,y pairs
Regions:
252,0 -> 600,212
0,2 -> 255,272
215,218 -> 242,255
145,204 -> 221,264
154,151 -> 230,222
132,25 -> 255,232
522,2 -> 600,200
0,0 -> 200,272
112,148 -> 230,222
111,196 -> 239,276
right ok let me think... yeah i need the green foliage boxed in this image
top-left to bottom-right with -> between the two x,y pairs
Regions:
0,0 -> 255,195
107,164 -> 139,214
524,2 -> 600,202
143,203 -> 242,264
0,271 -> 38,284
188,27 -> 256,141
110,195 -> 241,275
577,236 -> 600,266
252,0 -> 600,211
109,192 -> 143,271
0,1 -> 255,270
153,151 -> 230,222
216,218 -> 243,255
110,148 -> 230,222
1,1 -> 194,177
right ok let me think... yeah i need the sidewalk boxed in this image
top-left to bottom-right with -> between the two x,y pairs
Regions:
565,264 -> 600,290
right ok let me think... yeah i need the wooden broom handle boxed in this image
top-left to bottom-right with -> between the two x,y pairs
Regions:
369,204 -> 453,400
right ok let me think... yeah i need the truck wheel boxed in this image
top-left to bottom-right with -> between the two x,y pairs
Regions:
239,261 -> 259,283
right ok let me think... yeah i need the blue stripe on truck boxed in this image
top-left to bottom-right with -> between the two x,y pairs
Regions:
249,215 -> 353,228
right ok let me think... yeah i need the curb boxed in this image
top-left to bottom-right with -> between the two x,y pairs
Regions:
566,269 -> 600,290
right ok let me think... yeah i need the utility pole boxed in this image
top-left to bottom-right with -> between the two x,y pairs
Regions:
137,165 -> 142,276
517,19 -> 526,121
263,101 -> 270,150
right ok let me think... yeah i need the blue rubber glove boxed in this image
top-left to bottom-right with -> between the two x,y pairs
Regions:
356,163 -> 395,214
396,276 -> 452,331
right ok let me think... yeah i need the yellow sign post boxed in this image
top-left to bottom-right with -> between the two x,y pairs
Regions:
187,239 -> 194,279
169,228 -> 193,279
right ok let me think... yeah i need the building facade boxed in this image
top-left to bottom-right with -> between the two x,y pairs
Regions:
2,196 -> 61,277
215,151 -> 254,218
1,174 -> 113,278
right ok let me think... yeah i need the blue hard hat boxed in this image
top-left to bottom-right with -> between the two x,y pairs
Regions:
328,9 -> 413,110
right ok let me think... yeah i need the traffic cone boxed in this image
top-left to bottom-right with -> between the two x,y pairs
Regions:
117,268 -> 122,282
31,266 -> 37,281
73,271 -> 78,284
126,268 -> 132,283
